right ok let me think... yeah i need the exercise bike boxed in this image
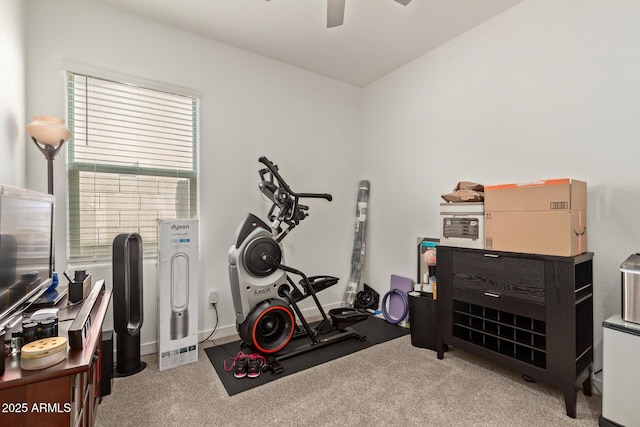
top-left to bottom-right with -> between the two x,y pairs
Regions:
228,157 -> 368,370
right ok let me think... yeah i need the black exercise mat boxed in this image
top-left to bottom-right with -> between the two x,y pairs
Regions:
205,316 -> 409,396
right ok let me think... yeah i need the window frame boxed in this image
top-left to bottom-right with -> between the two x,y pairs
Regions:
64,66 -> 199,263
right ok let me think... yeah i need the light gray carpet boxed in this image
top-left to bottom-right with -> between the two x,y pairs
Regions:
95,335 -> 601,426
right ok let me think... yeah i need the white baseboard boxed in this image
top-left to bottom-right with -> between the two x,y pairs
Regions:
591,376 -> 602,396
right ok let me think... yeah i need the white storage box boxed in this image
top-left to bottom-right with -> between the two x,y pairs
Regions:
439,202 -> 484,249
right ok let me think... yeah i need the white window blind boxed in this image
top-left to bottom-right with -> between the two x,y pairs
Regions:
66,72 -> 198,262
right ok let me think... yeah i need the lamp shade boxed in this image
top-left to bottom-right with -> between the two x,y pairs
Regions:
26,115 -> 71,147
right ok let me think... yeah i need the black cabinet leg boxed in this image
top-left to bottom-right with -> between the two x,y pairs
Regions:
582,370 -> 592,397
564,388 -> 577,419
436,335 -> 444,359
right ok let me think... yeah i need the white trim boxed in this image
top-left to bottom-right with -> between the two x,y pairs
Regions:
592,377 -> 602,396
60,59 -> 200,98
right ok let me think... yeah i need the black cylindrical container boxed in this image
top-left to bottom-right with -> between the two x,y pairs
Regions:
74,269 -> 87,282
408,291 -> 437,350
22,321 -> 39,344
40,319 -> 58,338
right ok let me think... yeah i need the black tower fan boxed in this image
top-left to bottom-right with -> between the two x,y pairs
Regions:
112,233 -> 146,376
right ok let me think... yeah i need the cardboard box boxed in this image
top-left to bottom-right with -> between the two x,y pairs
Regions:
484,179 -> 587,256
158,219 -> 199,371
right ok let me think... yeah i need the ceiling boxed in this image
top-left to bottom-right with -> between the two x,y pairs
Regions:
91,0 -> 524,87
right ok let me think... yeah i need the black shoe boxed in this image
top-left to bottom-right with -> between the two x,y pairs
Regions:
233,353 -> 249,379
247,354 -> 266,379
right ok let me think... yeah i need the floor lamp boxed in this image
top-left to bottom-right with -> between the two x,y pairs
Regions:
26,115 -> 71,195
26,115 -> 71,277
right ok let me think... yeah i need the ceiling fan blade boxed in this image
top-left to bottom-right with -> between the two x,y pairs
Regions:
327,0 -> 345,28
394,0 -> 412,5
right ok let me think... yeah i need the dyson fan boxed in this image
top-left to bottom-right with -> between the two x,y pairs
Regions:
113,233 -> 146,376
170,252 -> 189,340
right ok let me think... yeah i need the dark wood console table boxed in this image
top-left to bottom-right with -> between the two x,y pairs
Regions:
435,246 -> 593,418
0,287 -> 112,427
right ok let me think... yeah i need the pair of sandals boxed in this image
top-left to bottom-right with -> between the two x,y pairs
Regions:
224,351 -> 267,379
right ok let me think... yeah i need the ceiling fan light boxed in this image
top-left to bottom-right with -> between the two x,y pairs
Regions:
327,0 -> 411,29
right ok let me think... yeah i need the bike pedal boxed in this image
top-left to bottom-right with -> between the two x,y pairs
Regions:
269,361 -> 284,375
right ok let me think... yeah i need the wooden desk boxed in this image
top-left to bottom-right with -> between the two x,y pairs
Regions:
0,287 -> 112,427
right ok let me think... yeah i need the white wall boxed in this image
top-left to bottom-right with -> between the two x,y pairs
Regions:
0,0 -> 26,186
25,0 -> 363,354
21,0 -> 639,382
362,0 -> 640,383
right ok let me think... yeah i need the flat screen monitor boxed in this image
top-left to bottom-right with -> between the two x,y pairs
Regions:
0,185 -> 54,328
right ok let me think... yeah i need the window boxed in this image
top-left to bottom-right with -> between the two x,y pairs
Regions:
66,71 -> 198,262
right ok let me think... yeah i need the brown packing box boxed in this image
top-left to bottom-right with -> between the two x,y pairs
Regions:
484,179 -> 587,257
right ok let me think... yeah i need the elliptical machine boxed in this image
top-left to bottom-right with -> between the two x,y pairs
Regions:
228,157 -> 368,368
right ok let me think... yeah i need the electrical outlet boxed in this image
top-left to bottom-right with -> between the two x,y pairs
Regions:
209,290 -> 218,305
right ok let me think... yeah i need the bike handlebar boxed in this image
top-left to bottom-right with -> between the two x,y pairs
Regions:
258,156 -> 333,201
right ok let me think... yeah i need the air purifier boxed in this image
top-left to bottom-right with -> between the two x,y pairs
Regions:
112,233 -> 146,376
170,252 -> 189,340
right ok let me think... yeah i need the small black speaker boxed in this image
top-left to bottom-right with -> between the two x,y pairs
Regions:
100,330 -> 114,397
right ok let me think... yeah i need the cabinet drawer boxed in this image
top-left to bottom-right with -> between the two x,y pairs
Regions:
453,287 -> 545,321
452,251 -> 545,304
